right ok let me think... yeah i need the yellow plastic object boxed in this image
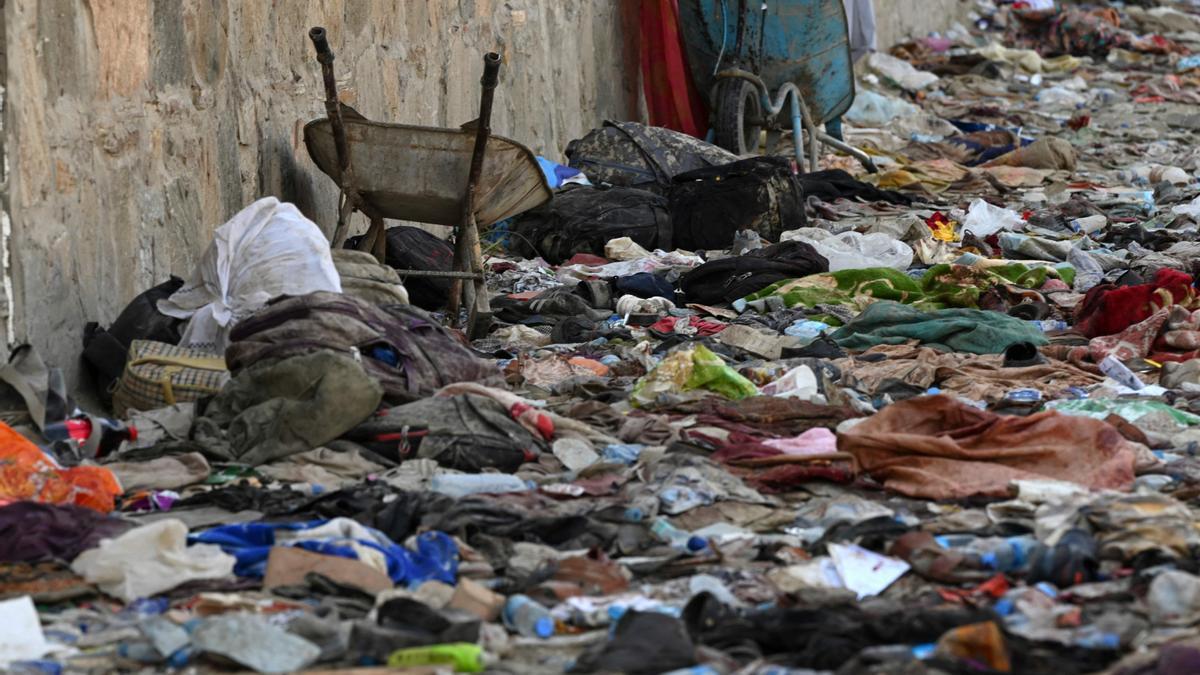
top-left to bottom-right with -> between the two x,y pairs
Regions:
387,643 -> 485,673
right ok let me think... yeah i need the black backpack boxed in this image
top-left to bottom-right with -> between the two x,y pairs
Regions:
679,240 -> 828,305
669,156 -> 807,252
347,226 -> 455,311
509,185 -> 672,265
82,277 -> 185,407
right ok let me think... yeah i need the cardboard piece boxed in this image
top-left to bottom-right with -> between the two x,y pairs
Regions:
263,546 -> 393,594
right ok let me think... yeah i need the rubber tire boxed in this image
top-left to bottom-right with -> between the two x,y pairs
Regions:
713,79 -> 762,156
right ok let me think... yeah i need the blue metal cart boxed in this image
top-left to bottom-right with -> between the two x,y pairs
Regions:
678,0 -> 877,172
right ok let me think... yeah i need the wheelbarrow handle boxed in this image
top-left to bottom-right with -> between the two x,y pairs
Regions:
481,52 -> 501,89
309,26 -> 333,63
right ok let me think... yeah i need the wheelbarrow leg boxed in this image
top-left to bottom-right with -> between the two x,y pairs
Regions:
354,216 -> 387,263
449,52 -> 501,337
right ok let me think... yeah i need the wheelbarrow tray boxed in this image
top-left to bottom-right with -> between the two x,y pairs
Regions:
304,118 -> 552,227
679,0 -> 856,126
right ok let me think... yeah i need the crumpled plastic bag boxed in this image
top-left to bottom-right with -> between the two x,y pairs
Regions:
192,613 -> 321,673
631,345 -> 758,407
845,90 -> 922,126
865,52 -> 939,91
1174,196 -> 1200,219
1147,570 -> 1200,626
760,365 -> 822,402
605,236 -> 653,261
71,519 -> 236,602
962,199 -> 1026,237
0,421 -> 121,513
782,228 -> 913,271
159,197 -> 342,352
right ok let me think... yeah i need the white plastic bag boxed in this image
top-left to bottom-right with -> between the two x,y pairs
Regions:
0,597 -> 50,665
962,199 -> 1026,237
159,197 -> 342,351
844,89 -> 922,126
865,52 -> 939,91
760,364 -> 822,401
71,519 -> 236,602
782,228 -> 913,271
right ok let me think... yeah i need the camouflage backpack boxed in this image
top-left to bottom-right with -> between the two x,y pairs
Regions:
566,121 -> 736,195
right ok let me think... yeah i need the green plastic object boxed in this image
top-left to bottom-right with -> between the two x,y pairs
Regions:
631,344 -> 759,407
387,642 -> 485,673
1044,399 -> 1200,426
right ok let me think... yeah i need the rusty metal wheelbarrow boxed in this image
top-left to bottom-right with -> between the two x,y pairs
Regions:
302,27 -> 552,338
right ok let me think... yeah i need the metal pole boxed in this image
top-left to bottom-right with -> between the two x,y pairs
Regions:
309,27 -> 359,247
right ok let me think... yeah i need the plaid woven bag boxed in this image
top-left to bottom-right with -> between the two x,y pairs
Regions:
112,340 -> 229,415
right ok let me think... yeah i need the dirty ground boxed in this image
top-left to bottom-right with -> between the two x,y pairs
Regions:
5,1 -> 1200,674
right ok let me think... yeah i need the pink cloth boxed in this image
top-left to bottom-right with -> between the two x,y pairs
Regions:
762,428 -> 839,457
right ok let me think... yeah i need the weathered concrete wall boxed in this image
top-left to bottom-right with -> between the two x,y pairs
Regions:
2,0 -> 972,393
874,0 -> 975,49
4,0 -> 638,390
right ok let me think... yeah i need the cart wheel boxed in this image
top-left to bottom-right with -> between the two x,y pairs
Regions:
714,79 -> 762,156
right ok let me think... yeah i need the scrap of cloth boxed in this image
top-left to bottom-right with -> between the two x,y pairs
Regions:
0,502 -> 131,563
829,301 -> 1048,355
838,394 -> 1136,500
836,344 -> 1103,403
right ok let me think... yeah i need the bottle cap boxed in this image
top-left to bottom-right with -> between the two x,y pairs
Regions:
534,616 -> 554,638
686,536 -> 708,552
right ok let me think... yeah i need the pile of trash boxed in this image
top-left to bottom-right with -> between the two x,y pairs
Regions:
5,1 -> 1200,673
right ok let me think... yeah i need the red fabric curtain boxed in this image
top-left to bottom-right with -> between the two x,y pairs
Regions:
640,0 -> 709,138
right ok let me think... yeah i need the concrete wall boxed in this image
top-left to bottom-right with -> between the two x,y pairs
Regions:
3,0 -> 638,391
2,0 -> 970,394
874,0 -> 976,49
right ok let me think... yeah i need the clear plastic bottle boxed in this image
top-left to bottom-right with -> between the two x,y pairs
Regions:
936,535 -> 1043,572
502,595 -> 555,638
649,517 -> 708,554
977,535 -> 1043,572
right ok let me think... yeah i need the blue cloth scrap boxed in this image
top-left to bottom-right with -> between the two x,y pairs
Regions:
536,156 -> 587,189
189,519 -> 458,587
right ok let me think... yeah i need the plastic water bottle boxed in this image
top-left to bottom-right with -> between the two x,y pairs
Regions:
977,535 -> 1043,572
1033,319 -> 1069,332
1068,215 -> 1106,235
1099,355 -> 1145,391
502,595 -> 555,638
936,535 -> 1043,572
428,474 -> 532,498
650,517 -> 708,554
43,415 -> 137,458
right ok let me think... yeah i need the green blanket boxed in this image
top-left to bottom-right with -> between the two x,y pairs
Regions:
739,263 -> 1071,321
830,301 -> 1048,354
